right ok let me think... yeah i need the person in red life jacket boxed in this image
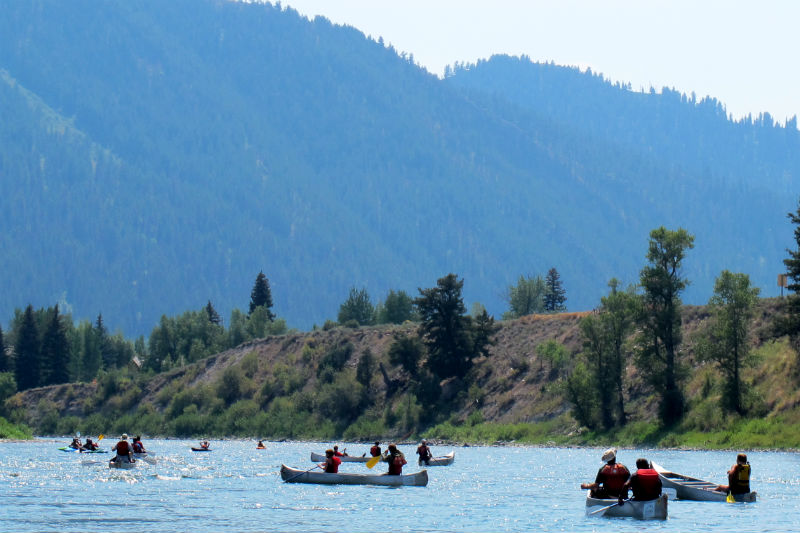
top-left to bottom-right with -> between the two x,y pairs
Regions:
623,458 -> 662,501
416,440 -> 433,466
199,440 -> 210,450
716,453 -> 751,495
370,441 -> 381,457
580,448 -> 630,499
333,445 -> 348,457
83,438 -> 98,451
320,449 -> 342,473
383,444 -> 407,475
111,434 -> 134,464
132,435 -> 146,454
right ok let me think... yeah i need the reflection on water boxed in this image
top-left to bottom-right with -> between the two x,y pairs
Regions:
1,439 -> 798,532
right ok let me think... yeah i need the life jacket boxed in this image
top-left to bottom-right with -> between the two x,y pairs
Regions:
632,468 -> 661,500
116,441 -> 130,456
600,463 -> 630,496
388,453 -> 406,475
730,463 -> 751,494
132,441 -> 144,453
417,445 -> 431,459
324,456 -> 341,473
370,445 -> 381,457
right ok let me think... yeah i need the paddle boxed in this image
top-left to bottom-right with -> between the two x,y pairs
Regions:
589,499 -> 629,516
726,490 -> 735,503
366,455 -> 381,469
284,464 -> 322,483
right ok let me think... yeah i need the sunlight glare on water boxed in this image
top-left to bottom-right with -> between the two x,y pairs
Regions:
1,439 -> 798,532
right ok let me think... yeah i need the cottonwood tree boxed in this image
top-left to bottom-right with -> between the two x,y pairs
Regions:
504,274 -> 545,318
249,271 -> 275,320
780,199 -> 800,343
377,289 -> 415,324
699,270 -> 759,414
636,227 -> 694,426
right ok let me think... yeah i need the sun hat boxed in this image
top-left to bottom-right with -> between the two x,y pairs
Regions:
601,448 -> 616,462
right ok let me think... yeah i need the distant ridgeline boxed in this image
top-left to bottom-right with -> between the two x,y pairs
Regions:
0,0 -> 798,336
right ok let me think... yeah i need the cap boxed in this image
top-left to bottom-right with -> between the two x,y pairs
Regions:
121,434 -> 128,440
601,448 -> 616,462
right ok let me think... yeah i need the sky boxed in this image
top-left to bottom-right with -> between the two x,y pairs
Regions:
279,0 -> 799,124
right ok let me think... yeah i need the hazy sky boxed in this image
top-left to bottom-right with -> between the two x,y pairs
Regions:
280,0 -> 799,123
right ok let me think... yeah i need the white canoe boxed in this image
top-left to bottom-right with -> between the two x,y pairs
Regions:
109,458 -> 137,470
652,462 -> 757,502
585,493 -> 668,520
419,451 -> 455,466
281,465 -> 428,486
310,452 -> 370,463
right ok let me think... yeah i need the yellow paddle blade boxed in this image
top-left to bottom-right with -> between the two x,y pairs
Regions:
727,491 -> 735,503
97,434 -> 104,442
366,456 -> 381,469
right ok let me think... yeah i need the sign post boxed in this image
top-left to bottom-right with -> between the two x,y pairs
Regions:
778,274 -> 788,298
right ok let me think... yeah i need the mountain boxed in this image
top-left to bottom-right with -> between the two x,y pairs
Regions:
0,0 -> 797,336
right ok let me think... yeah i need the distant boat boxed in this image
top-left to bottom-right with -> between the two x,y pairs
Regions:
191,447 -> 212,452
419,451 -> 455,466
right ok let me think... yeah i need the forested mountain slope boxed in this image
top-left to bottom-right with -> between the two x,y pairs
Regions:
0,0 -> 797,336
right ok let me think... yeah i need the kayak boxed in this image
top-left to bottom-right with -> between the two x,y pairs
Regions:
58,447 -> 107,453
191,447 -> 212,452
310,452 -> 369,463
281,465 -> 428,486
652,462 -> 757,502
418,451 -> 455,466
585,493 -> 668,519
109,458 -> 137,470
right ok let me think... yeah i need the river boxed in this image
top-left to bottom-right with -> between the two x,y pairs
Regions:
1,439 -> 797,532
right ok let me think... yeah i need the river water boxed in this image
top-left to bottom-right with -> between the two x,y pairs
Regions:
1,439 -> 798,532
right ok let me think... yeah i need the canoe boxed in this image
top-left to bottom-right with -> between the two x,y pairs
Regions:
134,453 -> 156,464
652,462 -> 757,502
310,452 -> 370,463
191,447 -> 212,452
58,447 -> 107,453
418,451 -> 455,466
109,458 -> 137,470
281,464 -> 428,486
585,493 -> 668,520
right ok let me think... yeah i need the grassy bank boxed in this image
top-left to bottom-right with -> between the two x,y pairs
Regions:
0,416 -> 33,439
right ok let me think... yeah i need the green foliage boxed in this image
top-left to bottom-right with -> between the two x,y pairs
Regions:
698,271 -> 760,414
316,342 -> 353,382
376,290 -> 415,324
543,267 -> 567,312
0,416 -> 32,439
504,275 -> 545,319
249,271 -> 275,320
388,334 -> 425,378
337,287 -> 375,326
636,226 -> 695,426
14,305 -> 40,391
565,361 -> 598,429
0,325 -> 7,373
0,372 -> 17,407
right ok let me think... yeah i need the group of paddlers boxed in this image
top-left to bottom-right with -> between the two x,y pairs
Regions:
110,434 -> 147,465
318,440 -> 435,475
581,448 -> 751,502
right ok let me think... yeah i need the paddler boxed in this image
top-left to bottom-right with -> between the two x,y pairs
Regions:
382,443 -> 407,475
333,445 -> 348,457
580,448 -> 630,499
622,458 -> 662,501
83,437 -> 98,451
320,449 -> 341,473
715,453 -> 751,496
416,439 -> 433,465
369,441 -> 381,457
132,435 -> 146,453
69,436 -> 83,450
111,434 -> 134,465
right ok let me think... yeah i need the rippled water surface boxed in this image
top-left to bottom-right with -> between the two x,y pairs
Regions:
1,439 -> 798,532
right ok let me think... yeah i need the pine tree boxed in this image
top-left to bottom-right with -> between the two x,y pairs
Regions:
0,324 -> 8,373
15,305 -> 41,390
543,267 -> 567,312
337,287 -> 375,326
249,271 -> 275,320
205,300 -> 221,325
95,313 -> 112,369
41,304 -> 70,385
781,199 -> 800,337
